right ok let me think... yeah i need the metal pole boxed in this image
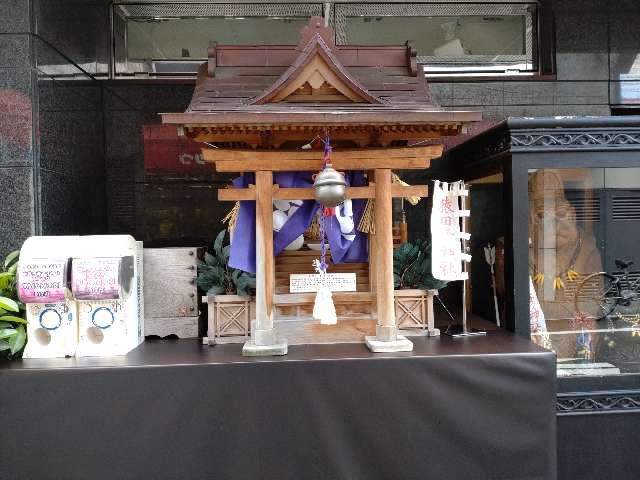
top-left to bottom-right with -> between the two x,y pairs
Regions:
461,182 -> 468,334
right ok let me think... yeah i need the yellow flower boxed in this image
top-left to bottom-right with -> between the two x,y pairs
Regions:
566,269 -> 580,282
553,276 -> 565,290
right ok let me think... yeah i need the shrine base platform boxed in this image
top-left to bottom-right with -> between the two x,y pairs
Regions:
0,331 -> 556,480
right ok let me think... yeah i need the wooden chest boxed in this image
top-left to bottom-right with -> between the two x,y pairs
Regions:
143,247 -> 200,338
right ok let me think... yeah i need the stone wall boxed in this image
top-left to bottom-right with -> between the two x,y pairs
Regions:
429,0 -> 623,119
0,0 -> 36,255
2,0 -> 640,253
37,58 -> 106,236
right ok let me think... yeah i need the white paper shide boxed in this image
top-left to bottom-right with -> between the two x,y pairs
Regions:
431,180 -> 471,281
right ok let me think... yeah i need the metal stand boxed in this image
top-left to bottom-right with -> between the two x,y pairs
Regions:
443,182 -> 486,338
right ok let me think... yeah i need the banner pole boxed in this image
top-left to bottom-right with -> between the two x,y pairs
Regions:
461,182 -> 468,334
444,181 -> 485,338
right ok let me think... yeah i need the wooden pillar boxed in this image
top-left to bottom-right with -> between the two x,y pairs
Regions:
373,168 -> 396,340
368,172 -> 378,313
254,170 -> 275,345
368,233 -> 378,317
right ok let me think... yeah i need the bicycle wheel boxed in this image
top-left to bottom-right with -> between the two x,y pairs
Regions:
616,287 -> 640,318
574,272 -> 620,321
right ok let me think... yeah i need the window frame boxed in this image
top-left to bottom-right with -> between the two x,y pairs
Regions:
333,2 -> 539,73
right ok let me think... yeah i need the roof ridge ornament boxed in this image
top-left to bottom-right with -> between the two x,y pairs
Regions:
297,16 -> 335,49
249,17 -> 384,105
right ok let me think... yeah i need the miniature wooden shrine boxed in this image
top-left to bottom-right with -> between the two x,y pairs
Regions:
162,17 -> 481,355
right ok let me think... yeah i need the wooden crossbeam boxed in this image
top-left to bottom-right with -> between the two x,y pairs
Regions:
218,184 -> 428,201
191,129 -> 442,148
203,145 -> 441,172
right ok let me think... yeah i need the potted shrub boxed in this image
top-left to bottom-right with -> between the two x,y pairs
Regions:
0,250 -> 27,359
197,230 -> 256,344
393,240 -> 448,335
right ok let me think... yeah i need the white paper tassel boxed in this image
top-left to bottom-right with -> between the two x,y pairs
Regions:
313,285 -> 337,325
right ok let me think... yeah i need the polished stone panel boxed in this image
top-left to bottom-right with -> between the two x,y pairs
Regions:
453,104 -> 504,122
39,169 -> 73,235
557,53 -> 609,81
554,81 -> 609,105
0,67 -> 33,166
39,110 -> 102,173
554,3 -> 608,81
39,167 -> 106,236
38,81 -> 101,111
609,9 -> 640,81
503,82 -> 555,106
0,34 -> 31,68
0,112 -> 33,167
610,81 -> 640,105
104,109 -> 155,234
0,66 -> 32,96
0,166 -> 34,254
502,105 -> 556,118
34,0 -> 110,75
0,0 -> 31,34
103,84 -> 193,112
36,75 -> 106,235
552,104 -> 610,116
427,83 -> 453,107
104,108 -> 156,176
452,83 -> 503,107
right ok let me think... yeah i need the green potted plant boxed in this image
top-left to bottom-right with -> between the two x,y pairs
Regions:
197,230 -> 256,344
393,240 -> 447,334
0,250 -> 27,359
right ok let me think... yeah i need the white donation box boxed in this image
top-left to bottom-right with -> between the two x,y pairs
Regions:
72,236 -> 144,357
17,235 -> 144,358
18,236 -> 77,358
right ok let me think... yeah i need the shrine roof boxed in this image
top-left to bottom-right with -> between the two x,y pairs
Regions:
162,17 -> 481,129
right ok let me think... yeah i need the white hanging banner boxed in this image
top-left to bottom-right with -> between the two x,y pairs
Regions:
431,180 -> 470,281
528,277 -> 548,335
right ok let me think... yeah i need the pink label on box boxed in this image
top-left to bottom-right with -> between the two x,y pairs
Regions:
72,258 -> 120,300
18,260 -> 67,303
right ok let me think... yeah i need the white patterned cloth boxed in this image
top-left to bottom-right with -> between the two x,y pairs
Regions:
431,180 -> 470,281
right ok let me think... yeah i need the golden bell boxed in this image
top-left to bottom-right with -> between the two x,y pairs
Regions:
313,164 -> 347,208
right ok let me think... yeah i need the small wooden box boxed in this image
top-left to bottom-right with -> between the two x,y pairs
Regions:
204,295 -> 256,345
143,247 -> 200,338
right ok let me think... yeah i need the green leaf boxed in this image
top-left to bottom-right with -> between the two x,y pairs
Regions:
239,274 -> 256,296
8,325 -> 26,354
213,230 -> 226,258
0,272 -> 13,289
0,340 -> 10,351
230,269 -> 241,283
0,328 -> 17,340
4,250 -> 19,270
204,252 -> 219,267
0,315 -> 27,324
206,285 -> 225,296
393,240 -> 449,290
0,296 -> 19,312
7,263 -> 17,275
197,266 -> 225,292
221,244 -> 231,263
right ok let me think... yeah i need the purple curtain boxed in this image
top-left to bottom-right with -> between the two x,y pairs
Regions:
228,172 -> 368,274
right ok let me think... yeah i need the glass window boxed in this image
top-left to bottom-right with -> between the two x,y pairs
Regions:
334,3 -> 537,72
528,168 -> 640,376
114,3 -> 323,76
126,17 -> 309,60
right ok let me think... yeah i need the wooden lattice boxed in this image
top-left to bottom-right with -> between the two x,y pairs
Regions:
213,296 -> 250,338
395,294 -> 427,329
